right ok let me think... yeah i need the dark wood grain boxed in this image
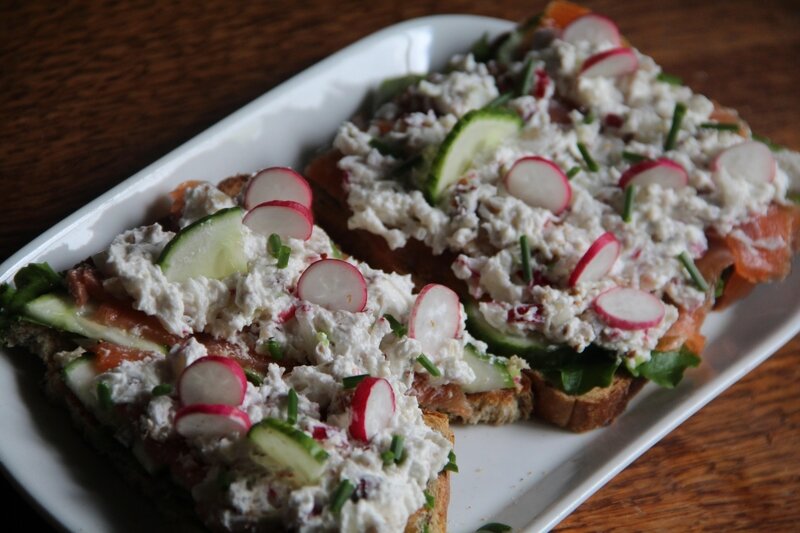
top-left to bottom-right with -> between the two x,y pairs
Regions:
1,0 -> 799,531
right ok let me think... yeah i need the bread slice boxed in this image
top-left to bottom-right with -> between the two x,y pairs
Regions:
5,321 -> 453,533
302,151 -> 646,432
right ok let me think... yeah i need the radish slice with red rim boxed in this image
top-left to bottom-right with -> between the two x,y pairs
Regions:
594,287 -> 665,330
243,200 -> 314,241
348,377 -> 396,442
618,158 -> 688,189
175,404 -> 252,438
504,156 -> 572,214
712,141 -> 776,184
408,284 -> 461,357
178,356 -> 247,407
568,232 -> 620,287
580,47 -> 638,78
563,14 -> 621,46
244,167 -> 313,210
297,259 -> 368,312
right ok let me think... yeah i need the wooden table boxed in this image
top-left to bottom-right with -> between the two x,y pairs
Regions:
1,0 -> 798,530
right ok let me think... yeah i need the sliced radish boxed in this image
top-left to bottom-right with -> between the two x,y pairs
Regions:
296,259 -> 367,312
408,284 -> 461,357
178,356 -> 247,407
594,287 -> 665,330
580,47 -> 638,78
568,232 -> 620,287
244,167 -> 313,210
243,200 -> 313,241
348,377 -> 396,442
618,158 -> 688,189
175,404 -> 251,438
562,14 -> 621,46
504,156 -> 572,214
712,141 -> 776,184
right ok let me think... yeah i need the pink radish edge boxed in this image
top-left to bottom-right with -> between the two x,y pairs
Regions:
562,14 -> 621,46
178,356 -> 247,407
568,232 -> 620,287
711,141 -> 776,183
618,158 -> 688,188
504,156 -> 572,214
580,47 -> 638,77
348,377 -> 396,442
244,167 -> 313,210
408,283 -> 462,341
593,287 -> 665,330
174,404 -> 252,437
296,258 -> 368,312
243,200 -> 314,240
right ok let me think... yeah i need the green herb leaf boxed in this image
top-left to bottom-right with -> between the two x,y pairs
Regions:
714,276 -> 726,299
496,30 -> 524,65
622,151 -> 648,163
383,313 -> 407,337
390,434 -> 405,464
444,450 -> 459,473
266,338 -> 284,360
582,112 -> 595,125
330,239 -> 344,259
244,369 -> 263,386
577,142 -> 599,172
4,263 -> 63,313
276,245 -> 291,269
752,133 -> 784,152
623,184 -> 635,223
424,490 -> 435,510
369,138 -> 405,158
97,382 -> 113,411
699,122 -> 739,132
381,450 -> 396,466
788,192 -> 800,205
268,233 -> 282,258
516,58 -> 536,97
330,479 -> 356,514
476,523 -> 513,533
544,356 -> 620,395
678,251 -> 709,292
664,102 -> 687,151
632,346 -> 700,388
656,72 -> 683,85
151,383 -> 173,396
417,354 -> 441,377
470,32 -> 492,63
287,388 -> 298,425
519,235 -> 532,284
566,166 -> 581,179
342,374 -> 369,389
372,74 -> 425,112
484,92 -> 514,109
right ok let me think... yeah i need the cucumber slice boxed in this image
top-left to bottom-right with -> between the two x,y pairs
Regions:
425,109 -> 522,203
157,207 -> 248,283
23,293 -> 167,354
465,299 -> 549,357
461,344 -> 514,393
248,417 -> 329,484
63,355 -> 98,408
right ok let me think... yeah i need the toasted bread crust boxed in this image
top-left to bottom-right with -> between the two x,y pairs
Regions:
528,370 -> 646,432
406,411 -> 453,533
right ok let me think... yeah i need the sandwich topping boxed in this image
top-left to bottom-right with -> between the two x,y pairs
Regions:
334,23 -> 794,365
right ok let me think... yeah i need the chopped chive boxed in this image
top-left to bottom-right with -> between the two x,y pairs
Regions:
714,277 -> 725,299
383,313 -> 407,337
664,102 -> 687,151
582,112 -> 595,125
566,166 -> 581,179
268,233 -> 282,258
485,92 -> 513,109
444,450 -> 459,473
266,338 -> 284,359
622,151 -> 648,163
97,382 -> 113,410
244,369 -> 263,386
330,239 -> 344,259
476,523 -> 513,533
390,435 -> 405,464
423,524 -> 431,533
287,388 -> 298,424
516,58 -> 535,97
678,251 -> 709,292
623,185 -> 635,223
342,374 -> 369,389
656,72 -> 683,85
752,133 -> 783,152
381,450 -> 396,465
330,479 -> 356,514
276,245 -> 291,268
519,235 -> 532,284
576,142 -> 599,172
699,122 -> 739,132
151,383 -> 173,396
416,354 -> 441,377
424,490 -> 435,510
369,138 -> 405,158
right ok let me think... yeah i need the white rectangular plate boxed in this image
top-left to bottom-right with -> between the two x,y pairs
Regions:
1,15 -> 798,533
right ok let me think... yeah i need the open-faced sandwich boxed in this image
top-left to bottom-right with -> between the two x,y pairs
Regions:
306,0 -> 800,431
1,171 -> 532,531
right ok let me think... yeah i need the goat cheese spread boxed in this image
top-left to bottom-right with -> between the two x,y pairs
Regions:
51,182 -> 507,531
334,28 -> 792,364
